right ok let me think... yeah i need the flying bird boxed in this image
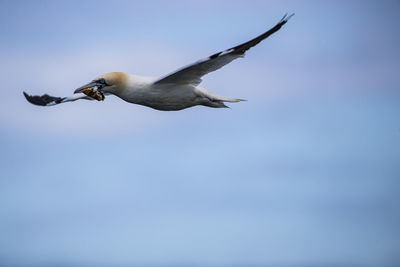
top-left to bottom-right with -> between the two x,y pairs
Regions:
23,14 -> 293,111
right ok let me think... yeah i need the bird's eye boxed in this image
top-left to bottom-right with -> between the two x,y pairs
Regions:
95,78 -> 108,87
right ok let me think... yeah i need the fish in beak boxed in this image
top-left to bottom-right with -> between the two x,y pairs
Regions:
74,81 -> 105,101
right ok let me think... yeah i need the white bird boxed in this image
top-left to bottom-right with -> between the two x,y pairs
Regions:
24,14 -> 293,111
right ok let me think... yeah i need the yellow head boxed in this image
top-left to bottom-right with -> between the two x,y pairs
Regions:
74,72 -> 129,96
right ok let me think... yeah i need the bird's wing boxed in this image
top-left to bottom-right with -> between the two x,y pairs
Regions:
23,92 -> 98,106
154,13 -> 293,86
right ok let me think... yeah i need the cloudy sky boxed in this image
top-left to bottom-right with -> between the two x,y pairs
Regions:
0,1 -> 399,266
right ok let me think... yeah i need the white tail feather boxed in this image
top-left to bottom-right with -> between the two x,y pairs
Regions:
197,87 -> 246,103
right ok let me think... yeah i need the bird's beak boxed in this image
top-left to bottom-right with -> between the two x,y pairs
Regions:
74,81 -> 99,94
74,81 -> 104,101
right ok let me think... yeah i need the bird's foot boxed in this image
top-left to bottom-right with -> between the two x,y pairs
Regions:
82,88 -> 104,101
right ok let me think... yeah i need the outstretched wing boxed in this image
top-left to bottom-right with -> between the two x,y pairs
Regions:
154,13 -> 294,86
23,91 -> 95,106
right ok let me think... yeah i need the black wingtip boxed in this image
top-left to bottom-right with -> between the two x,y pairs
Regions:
23,91 -> 62,106
23,91 -> 45,106
281,13 -> 295,23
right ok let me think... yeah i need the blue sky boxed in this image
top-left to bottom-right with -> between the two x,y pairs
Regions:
0,1 -> 400,266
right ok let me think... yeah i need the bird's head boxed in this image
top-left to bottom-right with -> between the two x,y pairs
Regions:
74,72 -> 129,100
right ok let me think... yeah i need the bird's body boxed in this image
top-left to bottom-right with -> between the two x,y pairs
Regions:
99,72 -> 241,110
121,81 -> 201,111
117,74 -> 201,111
24,14 -> 293,110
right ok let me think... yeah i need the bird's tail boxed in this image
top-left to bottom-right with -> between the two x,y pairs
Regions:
197,88 -> 246,108
212,95 -> 246,103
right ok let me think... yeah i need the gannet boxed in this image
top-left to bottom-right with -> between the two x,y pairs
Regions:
24,14 -> 293,111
